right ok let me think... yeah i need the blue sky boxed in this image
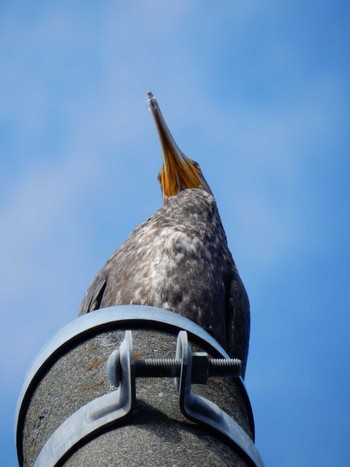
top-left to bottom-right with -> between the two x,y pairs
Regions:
1,1 -> 349,465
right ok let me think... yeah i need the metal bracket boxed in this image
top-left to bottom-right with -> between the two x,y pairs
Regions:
17,305 -> 243,465
35,329 -> 263,467
35,332 -> 136,467
16,306 -> 261,466
175,331 -> 264,467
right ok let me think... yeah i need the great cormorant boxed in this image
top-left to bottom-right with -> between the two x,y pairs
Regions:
79,92 -> 250,377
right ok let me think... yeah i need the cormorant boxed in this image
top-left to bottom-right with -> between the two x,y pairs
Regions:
79,92 -> 250,377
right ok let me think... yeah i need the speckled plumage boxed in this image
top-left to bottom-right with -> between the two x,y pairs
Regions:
79,188 -> 250,376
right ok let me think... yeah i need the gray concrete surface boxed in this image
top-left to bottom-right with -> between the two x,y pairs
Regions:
21,329 -> 253,466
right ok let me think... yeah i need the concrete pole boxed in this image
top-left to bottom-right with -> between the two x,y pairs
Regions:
16,307 -> 261,466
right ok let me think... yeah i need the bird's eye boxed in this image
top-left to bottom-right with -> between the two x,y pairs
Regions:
192,160 -> 199,168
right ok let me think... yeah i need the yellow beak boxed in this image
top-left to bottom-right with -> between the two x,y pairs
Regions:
148,91 -> 201,197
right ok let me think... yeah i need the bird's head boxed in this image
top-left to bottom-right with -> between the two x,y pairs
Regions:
147,91 -> 213,202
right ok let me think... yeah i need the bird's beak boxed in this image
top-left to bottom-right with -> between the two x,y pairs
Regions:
147,91 -> 201,197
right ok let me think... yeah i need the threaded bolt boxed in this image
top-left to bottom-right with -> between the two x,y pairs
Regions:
135,358 -> 181,378
208,358 -> 241,378
134,355 -> 241,380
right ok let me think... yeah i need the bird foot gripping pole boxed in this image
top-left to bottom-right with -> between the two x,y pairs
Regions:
16,305 -> 264,467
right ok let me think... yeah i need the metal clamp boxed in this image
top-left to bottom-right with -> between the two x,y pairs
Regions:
16,306 -> 260,466
108,331 -> 263,466
175,331 -> 264,467
35,332 -> 136,467
35,330 -> 263,467
16,305 -> 242,465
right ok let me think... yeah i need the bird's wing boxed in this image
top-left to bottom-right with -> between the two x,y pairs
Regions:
226,272 -> 250,379
79,275 -> 107,316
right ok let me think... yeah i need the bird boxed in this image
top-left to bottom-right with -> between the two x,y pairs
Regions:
79,92 -> 250,377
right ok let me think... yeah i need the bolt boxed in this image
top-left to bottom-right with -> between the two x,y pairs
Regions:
207,358 -> 242,377
108,349 -> 242,388
134,354 -> 241,381
135,358 -> 181,378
